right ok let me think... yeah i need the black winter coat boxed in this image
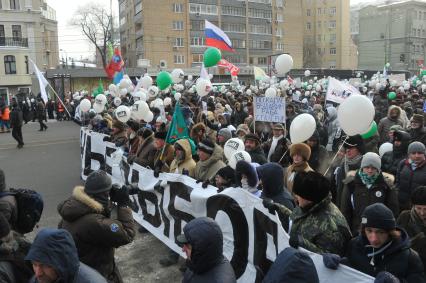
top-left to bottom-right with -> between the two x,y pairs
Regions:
9,107 -> 23,128
396,159 -> 426,211
247,146 -> 267,165
345,229 -> 425,283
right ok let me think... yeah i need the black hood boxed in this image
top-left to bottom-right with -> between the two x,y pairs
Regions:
359,227 -> 410,257
393,131 -> 411,157
256,163 -> 284,198
25,228 -> 80,282
263,247 -> 319,283
184,217 -> 224,274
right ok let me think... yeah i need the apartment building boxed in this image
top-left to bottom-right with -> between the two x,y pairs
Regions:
302,0 -> 357,70
0,0 -> 59,102
118,0 -> 303,71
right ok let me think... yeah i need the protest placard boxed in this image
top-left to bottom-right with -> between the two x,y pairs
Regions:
326,77 -> 361,104
254,97 -> 286,123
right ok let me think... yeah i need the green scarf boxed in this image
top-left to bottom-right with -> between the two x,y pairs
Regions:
357,170 -> 379,188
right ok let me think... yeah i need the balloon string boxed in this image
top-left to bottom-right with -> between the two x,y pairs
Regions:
323,136 -> 348,176
278,149 -> 289,163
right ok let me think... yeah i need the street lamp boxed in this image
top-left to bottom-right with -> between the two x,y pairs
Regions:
60,49 -> 68,69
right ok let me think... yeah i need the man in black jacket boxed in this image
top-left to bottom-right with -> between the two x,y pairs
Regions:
10,101 -> 24,148
178,217 -> 236,283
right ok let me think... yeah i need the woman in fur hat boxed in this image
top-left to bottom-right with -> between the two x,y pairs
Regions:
284,143 -> 314,193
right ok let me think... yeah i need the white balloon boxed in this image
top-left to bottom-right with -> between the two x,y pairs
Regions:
196,79 -> 212,97
188,75 -> 193,81
95,94 -> 107,106
163,97 -> 172,106
148,86 -> 159,98
174,92 -> 182,101
315,85 -> 322,92
119,79 -> 130,89
171,68 -> 185,84
113,97 -> 122,107
379,142 -> 393,158
307,85 -> 312,90
224,138 -> 245,160
141,76 -> 153,89
338,95 -> 375,136
143,111 -> 154,123
151,98 -> 163,109
93,103 -> 104,113
275,54 -> 293,75
132,90 -> 147,102
120,88 -> 128,96
79,99 -> 91,113
265,87 -> 277,97
131,101 -> 149,120
246,89 -> 252,96
108,84 -> 117,93
228,151 -> 252,170
304,70 -> 311,77
209,74 -> 214,80
115,105 -> 131,123
290,114 -> 316,143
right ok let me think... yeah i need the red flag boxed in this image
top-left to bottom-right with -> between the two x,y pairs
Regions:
217,59 -> 240,76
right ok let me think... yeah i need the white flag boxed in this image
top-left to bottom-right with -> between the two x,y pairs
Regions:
30,59 -> 49,103
326,77 -> 361,104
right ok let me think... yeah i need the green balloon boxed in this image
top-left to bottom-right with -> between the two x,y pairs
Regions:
387,92 -> 396,100
156,71 -> 173,90
361,121 -> 378,139
203,47 -> 222,67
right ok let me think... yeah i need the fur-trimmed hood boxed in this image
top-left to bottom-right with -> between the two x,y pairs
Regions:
57,186 -> 104,222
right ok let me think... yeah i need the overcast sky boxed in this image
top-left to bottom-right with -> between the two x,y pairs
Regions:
46,0 -> 372,62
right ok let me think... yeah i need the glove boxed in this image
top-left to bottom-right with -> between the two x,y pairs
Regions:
109,184 -> 121,201
111,188 -> 130,207
288,235 -> 300,249
182,169 -> 189,176
262,198 -> 275,210
375,272 -> 400,283
202,180 -> 210,189
322,253 -> 341,270
326,144 -> 333,152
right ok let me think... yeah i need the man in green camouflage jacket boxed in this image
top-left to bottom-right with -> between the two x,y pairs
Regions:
265,171 -> 351,256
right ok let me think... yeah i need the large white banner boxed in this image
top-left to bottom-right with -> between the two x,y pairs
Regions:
326,77 -> 361,104
80,129 -> 373,282
254,97 -> 286,123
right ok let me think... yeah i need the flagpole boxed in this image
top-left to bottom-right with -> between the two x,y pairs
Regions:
47,84 -> 72,118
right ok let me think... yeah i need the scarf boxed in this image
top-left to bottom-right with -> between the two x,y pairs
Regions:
241,178 -> 259,195
344,154 -> 363,176
357,170 -> 379,189
365,240 -> 393,266
409,159 -> 418,171
267,135 -> 283,162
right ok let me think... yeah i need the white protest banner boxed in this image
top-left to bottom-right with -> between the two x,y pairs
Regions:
349,78 -> 361,86
254,97 -> 286,123
388,74 -> 406,86
80,129 -> 374,283
326,77 -> 361,104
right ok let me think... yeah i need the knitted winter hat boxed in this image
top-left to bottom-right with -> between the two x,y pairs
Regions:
408,141 -> 425,154
236,124 -> 249,135
412,186 -> 426,205
292,171 -> 330,204
216,166 -> 235,183
361,203 -> 396,231
198,138 -> 215,155
343,135 -> 366,154
360,152 -> 381,171
84,170 -> 112,195
218,128 -> 232,141
290,143 -> 311,161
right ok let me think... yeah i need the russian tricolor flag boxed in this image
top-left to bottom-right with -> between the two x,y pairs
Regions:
205,20 -> 235,52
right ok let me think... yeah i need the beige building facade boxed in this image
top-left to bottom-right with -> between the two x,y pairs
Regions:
0,0 -> 59,102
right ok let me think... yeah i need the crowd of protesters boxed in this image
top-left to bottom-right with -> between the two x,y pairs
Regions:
0,74 -> 425,283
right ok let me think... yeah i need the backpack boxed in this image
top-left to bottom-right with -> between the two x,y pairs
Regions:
0,188 -> 43,234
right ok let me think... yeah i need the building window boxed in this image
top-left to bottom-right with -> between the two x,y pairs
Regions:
277,14 -> 283,22
329,20 -> 336,29
330,48 -> 336,55
276,42 -> 284,51
12,25 -> 21,40
4,55 -> 16,74
134,1 -> 142,15
231,39 -> 246,48
329,61 -> 336,69
317,48 -> 321,55
173,21 -> 184,30
413,28 -> 416,36
306,22 -> 311,30
189,3 -> 218,15
10,0 -> 19,10
174,37 -> 184,47
223,23 -> 246,33
418,29 -> 421,37
317,8 -> 322,15
192,54 -> 203,63
306,9 -> 311,16
317,21 -> 321,28
330,7 -> 336,16
276,0 -> 283,8
317,34 -> 321,41
0,25 -> 4,41
25,55 -> 29,74
424,11 -> 426,20
249,24 -> 271,34
248,8 -> 272,19
249,40 -> 271,49
224,55 -> 245,64
222,6 -> 245,17
423,30 -> 426,37
174,54 -> 185,64
258,57 -> 267,65
275,28 -> 283,37
190,37 -> 205,46
173,3 -> 184,13
330,33 -> 336,43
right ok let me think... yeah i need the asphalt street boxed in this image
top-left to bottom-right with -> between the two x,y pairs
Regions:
0,120 -> 181,282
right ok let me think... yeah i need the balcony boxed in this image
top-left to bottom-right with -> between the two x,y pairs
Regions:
0,37 -> 29,48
